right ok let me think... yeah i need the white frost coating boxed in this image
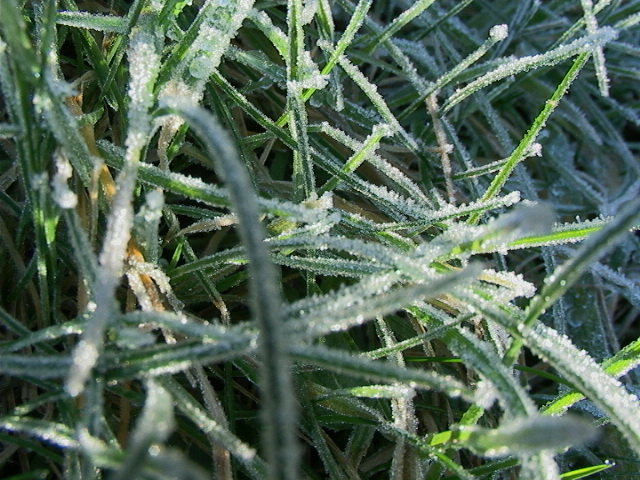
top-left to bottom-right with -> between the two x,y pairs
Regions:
158,80 -> 202,109
473,380 -> 499,409
66,341 -> 99,396
51,150 -> 78,209
99,173 -> 136,278
489,24 -> 509,42
528,142 -> 543,157
526,322 -> 640,451
302,0 -> 319,25
302,191 -> 334,210
127,259 -> 185,312
287,75 -> 329,92
186,0 -> 255,83
126,34 -> 161,150
446,26 -> 618,110
143,189 -> 164,220
481,269 -> 536,298
126,270 -> 155,311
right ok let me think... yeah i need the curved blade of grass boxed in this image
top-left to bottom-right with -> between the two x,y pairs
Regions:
0,353 -> 72,378
286,0 -> 316,201
467,51 -> 592,225
99,139 -> 330,224
109,380 -> 174,480
559,463 -> 615,479
444,28 -> 618,113
363,0 -> 437,51
542,337 -> 640,415
0,416 -> 78,449
101,337 -> 254,381
66,1 -> 163,397
286,264 -> 482,339
0,319 -> 82,353
410,304 -> 536,420
504,195 -> 640,364
290,344 -> 474,401
464,296 -> 640,454
56,11 -> 128,33
164,102 -> 299,480
463,415 -> 597,458
159,376 -> 268,479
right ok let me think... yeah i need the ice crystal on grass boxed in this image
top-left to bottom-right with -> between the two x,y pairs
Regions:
126,34 -> 161,150
185,0 -> 255,83
496,317 -> 640,452
348,384 -> 415,399
467,415 -> 598,457
445,26 -> 619,111
56,11 -> 128,33
480,269 -> 536,299
51,150 -> 78,209
489,24 -> 509,42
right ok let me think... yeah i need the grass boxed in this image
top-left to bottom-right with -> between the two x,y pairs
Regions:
1,0 -> 639,479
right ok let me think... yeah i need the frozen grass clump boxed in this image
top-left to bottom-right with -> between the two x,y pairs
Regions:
1,0 -> 639,478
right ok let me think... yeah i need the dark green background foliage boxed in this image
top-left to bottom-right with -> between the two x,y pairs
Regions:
1,0 -> 639,479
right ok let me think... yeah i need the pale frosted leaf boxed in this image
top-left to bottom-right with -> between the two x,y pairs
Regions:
286,264 -> 482,339
110,380 -> 175,480
0,417 -> 78,448
56,11 -> 127,33
290,344 -> 474,401
160,377 -> 267,478
466,415 -> 598,457
0,353 -> 72,378
444,27 -> 618,111
51,150 -> 78,209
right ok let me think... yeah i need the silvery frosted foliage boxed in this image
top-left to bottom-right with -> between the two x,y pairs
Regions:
0,0 -> 639,479
186,0 -> 256,82
67,2 -> 164,397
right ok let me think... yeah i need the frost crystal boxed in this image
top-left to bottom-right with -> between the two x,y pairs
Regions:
528,142 -> 543,157
185,0 -> 255,84
145,189 -> 164,215
67,340 -> 99,396
126,32 -> 161,150
481,269 -> 536,298
446,27 -> 618,110
51,150 -> 78,209
489,24 -> 509,42
301,0 -> 318,25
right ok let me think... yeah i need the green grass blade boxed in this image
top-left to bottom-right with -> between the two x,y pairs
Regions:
167,103 -> 300,480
